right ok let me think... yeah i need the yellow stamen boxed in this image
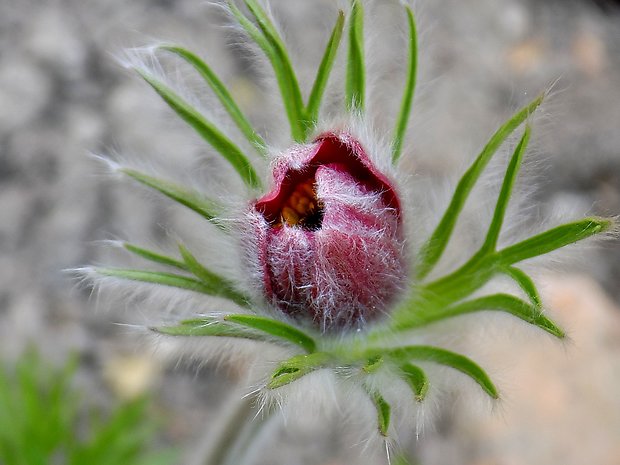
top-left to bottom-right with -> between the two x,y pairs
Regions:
281,178 -> 320,227
282,206 -> 300,225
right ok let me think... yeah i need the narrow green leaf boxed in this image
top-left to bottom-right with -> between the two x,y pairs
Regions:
136,70 -> 262,189
177,245 -> 221,282
452,294 -> 563,337
268,352 -> 331,389
159,45 -> 267,157
228,1 -> 273,56
224,314 -> 316,353
156,315 -> 315,353
362,355 -> 383,374
305,11 -> 345,128
178,244 -> 249,307
497,217 -> 613,266
383,346 -> 499,399
123,242 -> 187,270
391,6 -> 418,164
95,267 -> 234,298
346,0 -> 365,112
502,266 -> 542,309
121,168 -> 224,227
395,293 -> 563,338
365,388 -> 391,436
398,363 -> 428,402
154,317 -> 265,340
414,127 -> 531,305
417,94 -> 544,279
480,125 -> 531,253
231,0 -> 306,141
413,254 -> 498,307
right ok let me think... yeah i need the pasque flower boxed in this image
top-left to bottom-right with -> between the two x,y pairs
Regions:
250,132 -> 407,330
85,0 -> 615,457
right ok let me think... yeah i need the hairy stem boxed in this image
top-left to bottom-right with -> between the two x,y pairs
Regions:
184,390 -> 274,465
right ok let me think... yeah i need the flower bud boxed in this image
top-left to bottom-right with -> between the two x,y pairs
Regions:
248,132 -> 408,331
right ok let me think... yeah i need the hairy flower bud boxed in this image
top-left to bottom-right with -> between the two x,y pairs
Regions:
247,132 -> 408,331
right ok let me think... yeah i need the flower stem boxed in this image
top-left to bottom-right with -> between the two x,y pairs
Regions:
184,390 -> 275,465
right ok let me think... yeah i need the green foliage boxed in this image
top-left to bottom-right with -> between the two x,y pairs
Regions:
177,245 -> 250,307
306,11 -> 345,128
395,293 -> 564,338
96,267 -> 223,296
398,363 -> 429,402
377,346 -> 498,399
345,0 -> 365,112
121,168 -> 224,228
123,242 -> 188,271
392,6 -> 418,163
229,0 -> 306,142
305,344 -> 499,404
136,71 -> 262,190
155,314 -> 316,353
229,1 -> 347,141
0,349 -> 176,465
362,355 -> 384,374
497,217 -> 611,264
267,352 -> 332,389
502,266 -> 542,308
481,125 -> 531,253
99,242 -> 250,308
416,96 -> 544,280
154,316 -> 266,339
366,388 -> 391,436
223,314 -> 316,353
159,45 -> 268,158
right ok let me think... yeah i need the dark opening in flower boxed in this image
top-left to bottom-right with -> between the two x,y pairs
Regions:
265,175 -> 324,230
251,133 -> 407,331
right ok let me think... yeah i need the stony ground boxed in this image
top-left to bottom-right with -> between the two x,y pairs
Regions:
1,0 -> 619,464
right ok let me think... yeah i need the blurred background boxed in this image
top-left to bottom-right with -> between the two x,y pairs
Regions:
0,0 -> 619,464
